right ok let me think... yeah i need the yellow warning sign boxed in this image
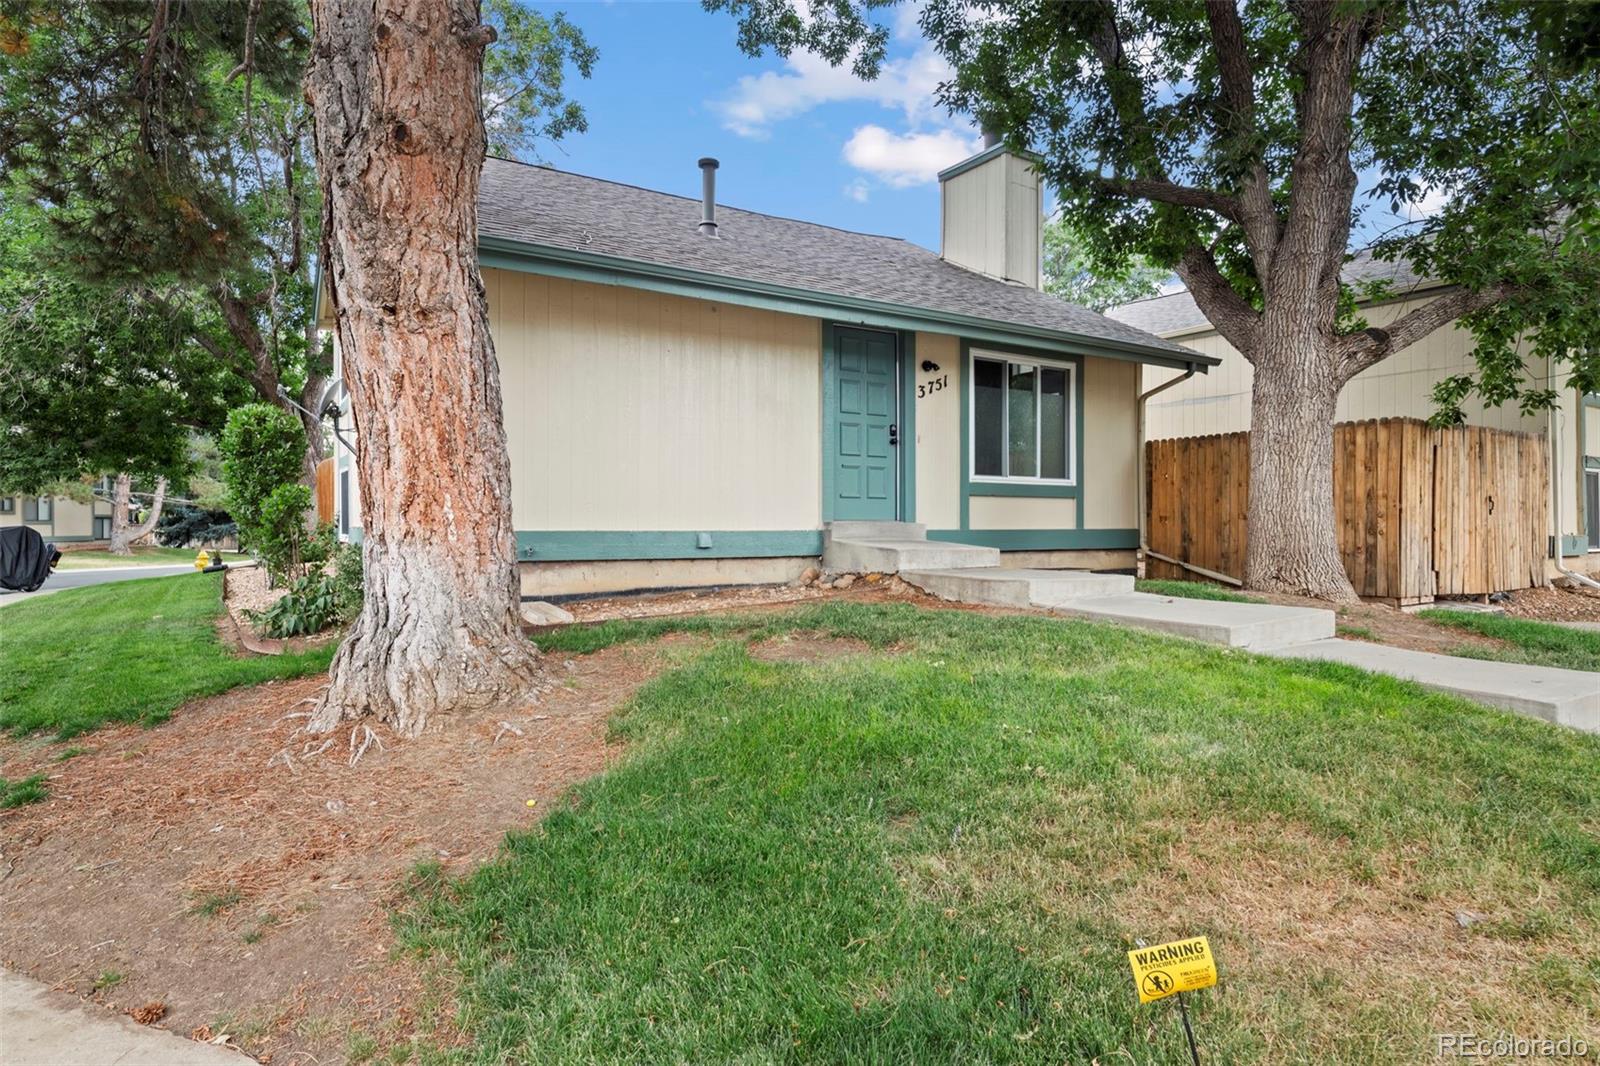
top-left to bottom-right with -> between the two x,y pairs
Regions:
1127,936 -> 1217,1003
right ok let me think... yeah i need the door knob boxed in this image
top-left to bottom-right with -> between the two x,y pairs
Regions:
889,424 -> 899,446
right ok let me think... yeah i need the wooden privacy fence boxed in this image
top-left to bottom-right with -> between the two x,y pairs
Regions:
1146,419 -> 1548,603
315,457 -> 335,526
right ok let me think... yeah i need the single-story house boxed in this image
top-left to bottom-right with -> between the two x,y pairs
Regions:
1109,254 -> 1599,581
325,144 -> 1216,597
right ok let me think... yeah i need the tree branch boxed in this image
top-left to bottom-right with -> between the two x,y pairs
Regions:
1096,176 -> 1241,220
1176,246 -> 1262,358
1203,0 -> 1280,280
1338,282 -> 1517,379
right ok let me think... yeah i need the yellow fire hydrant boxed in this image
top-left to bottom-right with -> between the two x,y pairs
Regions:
194,550 -> 211,571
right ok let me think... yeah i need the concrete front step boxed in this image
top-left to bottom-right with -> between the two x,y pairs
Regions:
902,567 -> 1134,608
1048,593 -> 1336,651
824,520 -> 928,543
822,538 -> 1000,573
1264,638 -> 1600,734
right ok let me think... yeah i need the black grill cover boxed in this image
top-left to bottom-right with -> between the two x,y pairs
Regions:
0,527 -> 61,592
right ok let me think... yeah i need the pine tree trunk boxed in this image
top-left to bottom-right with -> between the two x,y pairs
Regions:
1243,340 -> 1357,602
304,0 -> 541,737
108,474 -> 167,555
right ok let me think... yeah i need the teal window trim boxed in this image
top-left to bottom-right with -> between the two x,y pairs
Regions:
477,235 -> 1215,374
516,530 -> 823,562
927,528 -> 1137,551
0,496 -> 12,514
959,340 -> 1086,528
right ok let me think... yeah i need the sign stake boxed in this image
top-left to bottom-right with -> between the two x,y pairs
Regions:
1176,992 -> 1200,1066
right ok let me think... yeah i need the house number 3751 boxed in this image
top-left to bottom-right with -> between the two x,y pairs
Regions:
917,375 -> 949,399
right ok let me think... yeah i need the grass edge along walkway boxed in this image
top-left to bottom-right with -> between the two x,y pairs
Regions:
0,572 -> 333,739
392,601 -> 1600,1066
1420,609 -> 1600,673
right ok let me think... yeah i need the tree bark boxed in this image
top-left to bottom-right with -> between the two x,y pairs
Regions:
304,0 -> 541,738
1243,330 -> 1355,602
108,473 -> 168,555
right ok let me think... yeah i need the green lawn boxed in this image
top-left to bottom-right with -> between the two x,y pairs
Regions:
0,572 -> 333,738
1134,577 -> 1256,602
394,603 -> 1600,1065
1421,610 -> 1600,673
54,546 -> 249,570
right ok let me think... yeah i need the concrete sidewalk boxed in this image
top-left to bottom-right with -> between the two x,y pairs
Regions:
0,970 -> 244,1065
1265,638 -> 1600,735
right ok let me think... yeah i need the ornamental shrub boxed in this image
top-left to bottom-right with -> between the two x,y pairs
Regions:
218,404 -> 305,541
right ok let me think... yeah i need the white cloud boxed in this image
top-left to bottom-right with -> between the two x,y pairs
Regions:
712,46 -> 952,139
1408,185 -> 1452,220
843,179 -> 871,203
842,125 -> 982,187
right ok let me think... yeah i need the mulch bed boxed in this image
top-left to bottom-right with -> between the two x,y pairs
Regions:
0,642 -> 668,1064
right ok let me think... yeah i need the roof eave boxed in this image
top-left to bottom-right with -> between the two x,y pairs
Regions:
477,235 -> 1215,372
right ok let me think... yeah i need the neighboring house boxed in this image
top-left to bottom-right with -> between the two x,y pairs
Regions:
325,145 -> 1216,597
0,490 -> 117,543
1109,253 -> 1598,578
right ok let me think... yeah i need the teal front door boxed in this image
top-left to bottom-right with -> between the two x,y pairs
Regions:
830,327 -> 899,520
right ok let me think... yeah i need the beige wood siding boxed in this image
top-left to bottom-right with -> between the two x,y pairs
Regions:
488,269 -> 823,532
1082,356 -> 1138,529
940,153 -> 1040,287
970,495 -> 1077,529
913,332 -> 961,528
1143,296 -> 1546,440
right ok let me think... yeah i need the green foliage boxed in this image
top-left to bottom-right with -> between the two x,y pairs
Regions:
0,573 -> 334,739
482,0 -> 598,160
0,2 -> 307,288
249,539 -> 362,638
708,0 -> 1600,421
331,541 -> 364,619
402,602 -> 1600,1062
220,404 -> 308,574
0,198 -> 238,494
156,506 -> 238,549
1421,610 -> 1600,673
1042,214 -> 1169,311
1133,578 -> 1255,603
0,774 -> 48,809
250,484 -> 327,582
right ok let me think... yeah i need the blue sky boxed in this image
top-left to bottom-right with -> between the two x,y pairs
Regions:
525,1 -> 974,253
526,2 -> 1438,259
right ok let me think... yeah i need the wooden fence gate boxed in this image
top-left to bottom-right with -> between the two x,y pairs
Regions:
315,457 -> 335,526
1145,418 -> 1548,602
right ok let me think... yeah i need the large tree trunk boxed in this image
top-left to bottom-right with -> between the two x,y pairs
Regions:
108,474 -> 168,555
304,0 -> 541,738
1243,341 -> 1356,602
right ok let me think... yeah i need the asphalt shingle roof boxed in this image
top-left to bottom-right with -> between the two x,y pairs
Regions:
479,158 -> 1198,359
1106,248 -> 1437,336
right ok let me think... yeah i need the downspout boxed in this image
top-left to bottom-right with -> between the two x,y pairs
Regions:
1136,364 -> 1245,587
1549,404 -> 1600,590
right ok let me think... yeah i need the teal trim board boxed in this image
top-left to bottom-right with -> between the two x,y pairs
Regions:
898,330 -> 918,523
516,530 -> 824,562
478,236 -> 1215,373
928,529 -> 1138,551
958,339 -> 1087,528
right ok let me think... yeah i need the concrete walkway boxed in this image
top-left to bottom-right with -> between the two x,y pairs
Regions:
1265,638 -> 1600,734
0,970 -> 244,1064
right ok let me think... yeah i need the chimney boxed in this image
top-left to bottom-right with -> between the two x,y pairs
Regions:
697,157 -> 719,237
938,138 -> 1042,288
